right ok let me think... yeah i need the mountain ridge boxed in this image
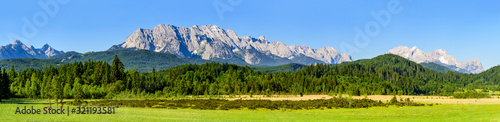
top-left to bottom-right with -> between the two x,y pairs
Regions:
0,25 -> 490,73
108,24 -> 353,65
0,40 -> 64,60
387,46 -> 484,74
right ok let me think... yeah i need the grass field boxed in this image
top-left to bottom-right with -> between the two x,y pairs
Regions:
1,96 -> 499,121
222,95 -> 500,104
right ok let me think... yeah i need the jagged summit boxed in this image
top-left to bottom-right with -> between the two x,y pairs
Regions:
109,24 -> 353,65
471,57 -> 480,62
388,46 -> 484,74
12,40 -> 23,45
409,46 -> 418,51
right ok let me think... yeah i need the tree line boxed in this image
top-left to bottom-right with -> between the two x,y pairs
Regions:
0,54 -> 498,100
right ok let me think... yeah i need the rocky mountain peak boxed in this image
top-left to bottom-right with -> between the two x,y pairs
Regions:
258,36 -> 266,40
409,46 -> 424,54
388,46 -> 409,53
431,49 -> 447,55
207,24 -> 220,29
12,40 -> 23,45
41,43 -> 50,49
134,28 -> 145,33
323,46 -> 336,50
154,24 -> 175,30
409,46 -> 418,51
472,57 -> 479,62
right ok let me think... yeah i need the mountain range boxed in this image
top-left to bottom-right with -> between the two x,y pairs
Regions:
387,46 -> 484,74
108,24 -> 353,65
0,40 -> 64,60
0,24 -> 487,74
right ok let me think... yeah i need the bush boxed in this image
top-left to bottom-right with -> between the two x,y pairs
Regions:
390,96 -> 398,104
453,91 -> 490,99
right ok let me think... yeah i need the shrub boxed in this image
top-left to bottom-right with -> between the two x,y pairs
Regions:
390,96 -> 398,104
453,91 -> 490,99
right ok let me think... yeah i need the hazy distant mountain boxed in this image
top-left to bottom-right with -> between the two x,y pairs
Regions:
109,24 -> 353,65
387,46 -> 484,74
0,40 -> 64,60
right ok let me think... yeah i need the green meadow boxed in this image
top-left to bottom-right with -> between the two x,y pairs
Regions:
1,99 -> 499,121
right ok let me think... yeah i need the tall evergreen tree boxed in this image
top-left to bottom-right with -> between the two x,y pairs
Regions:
111,55 -> 125,82
0,67 -> 7,100
73,77 -> 82,102
52,77 -> 59,109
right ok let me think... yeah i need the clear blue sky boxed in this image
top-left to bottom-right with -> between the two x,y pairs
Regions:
1,0 -> 499,69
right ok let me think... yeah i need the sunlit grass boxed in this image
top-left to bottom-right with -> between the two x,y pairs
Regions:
1,98 -> 499,121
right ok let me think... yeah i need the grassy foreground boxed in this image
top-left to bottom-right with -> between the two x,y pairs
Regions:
1,100 -> 499,121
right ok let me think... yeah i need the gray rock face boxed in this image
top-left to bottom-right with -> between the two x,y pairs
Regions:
110,24 -> 353,65
387,46 -> 484,74
0,40 -> 64,59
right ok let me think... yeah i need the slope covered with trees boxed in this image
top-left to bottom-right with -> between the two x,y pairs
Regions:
0,58 -> 63,71
59,50 -> 212,72
252,63 -> 307,73
420,62 -> 455,73
1,54 -> 498,100
0,50 -> 213,72
471,65 -> 500,91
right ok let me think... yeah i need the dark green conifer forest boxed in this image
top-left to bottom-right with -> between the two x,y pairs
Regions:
0,54 -> 498,100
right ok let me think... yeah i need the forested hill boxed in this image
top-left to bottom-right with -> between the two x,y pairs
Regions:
2,54 -> 498,100
251,63 -> 307,73
0,50 -> 213,72
474,65 -> 500,87
420,63 -> 455,73
58,50 -> 213,72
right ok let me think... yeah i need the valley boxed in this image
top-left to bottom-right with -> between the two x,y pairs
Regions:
2,0 -> 499,121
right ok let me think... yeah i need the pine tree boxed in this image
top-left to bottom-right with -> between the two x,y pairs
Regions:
52,77 -> 59,109
73,78 -> 82,102
0,67 -> 6,100
44,76 -> 52,107
110,55 -> 125,82
63,83 -> 72,99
